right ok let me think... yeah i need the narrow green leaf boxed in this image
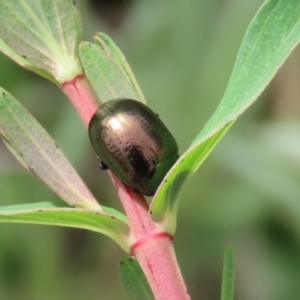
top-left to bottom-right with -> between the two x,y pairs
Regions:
191,0 -> 300,148
0,202 -> 131,252
79,36 -> 142,104
151,0 -> 300,230
0,37 -> 56,83
0,88 -> 100,210
119,255 -> 154,300
94,33 -> 146,103
221,245 -> 234,300
102,206 -> 129,224
150,122 -> 233,231
0,0 -> 82,83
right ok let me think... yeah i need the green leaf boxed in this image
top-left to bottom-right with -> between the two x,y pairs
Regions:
221,244 -> 234,300
119,255 -> 154,300
0,0 -> 82,83
94,33 -> 146,103
0,37 -> 56,83
191,0 -> 300,148
0,88 -> 100,210
151,0 -> 300,230
102,206 -> 129,224
79,33 -> 144,104
0,202 -> 131,252
150,122 -> 233,231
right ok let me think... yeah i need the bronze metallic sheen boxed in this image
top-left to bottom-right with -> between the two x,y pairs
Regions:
88,99 -> 179,196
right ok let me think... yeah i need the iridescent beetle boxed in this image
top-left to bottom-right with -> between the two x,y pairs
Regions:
88,98 -> 178,196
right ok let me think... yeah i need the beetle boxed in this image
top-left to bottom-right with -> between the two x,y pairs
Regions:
88,98 -> 179,196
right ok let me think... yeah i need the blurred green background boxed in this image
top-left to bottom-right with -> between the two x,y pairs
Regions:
1,0 -> 300,299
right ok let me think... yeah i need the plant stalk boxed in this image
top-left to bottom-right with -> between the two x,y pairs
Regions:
61,74 -> 98,127
133,234 -> 190,300
62,75 -> 190,300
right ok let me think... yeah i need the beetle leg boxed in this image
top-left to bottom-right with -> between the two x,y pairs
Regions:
99,161 -> 109,170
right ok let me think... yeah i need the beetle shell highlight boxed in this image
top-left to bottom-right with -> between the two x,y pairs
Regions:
88,98 -> 179,196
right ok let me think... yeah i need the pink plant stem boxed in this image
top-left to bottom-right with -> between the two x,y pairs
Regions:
62,75 -> 190,300
110,174 -> 190,300
133,234 -> 190,300
61,75 -> 98,127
